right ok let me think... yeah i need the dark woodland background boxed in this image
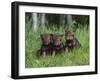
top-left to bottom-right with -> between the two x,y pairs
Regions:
25,13 -> 89,31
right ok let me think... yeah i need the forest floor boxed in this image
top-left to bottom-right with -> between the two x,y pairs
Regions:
25,24 -> 89,68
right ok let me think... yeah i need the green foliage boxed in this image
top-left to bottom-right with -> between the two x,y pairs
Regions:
25,23 -> 89,68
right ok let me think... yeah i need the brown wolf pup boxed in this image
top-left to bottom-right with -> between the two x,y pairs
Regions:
39,33 -> 53,57
52,34 -> 64,56
65,31 -> 81,52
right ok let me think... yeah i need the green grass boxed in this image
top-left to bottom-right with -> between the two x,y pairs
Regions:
25,23 -> 89,68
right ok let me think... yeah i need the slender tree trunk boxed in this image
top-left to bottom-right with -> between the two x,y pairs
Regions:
32,13 -> 38,31
67,14 -> 72,26
41,13 -> 45,27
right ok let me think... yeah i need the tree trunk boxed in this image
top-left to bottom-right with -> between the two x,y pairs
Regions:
32,13 -> 38,31
41,13 -> 45,27
67,14 -> 72,26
